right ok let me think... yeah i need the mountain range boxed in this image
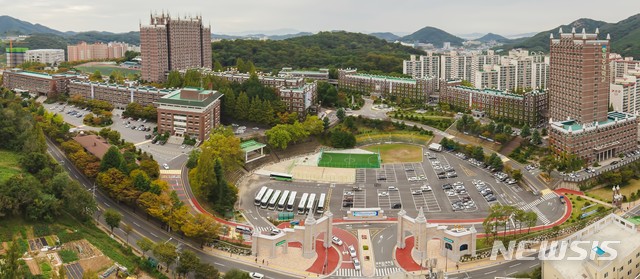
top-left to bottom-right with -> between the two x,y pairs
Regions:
500,14 -> 640,57
2,14 -> 640,57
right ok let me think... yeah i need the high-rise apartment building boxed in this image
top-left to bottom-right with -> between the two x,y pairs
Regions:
25,49 -> 65,65
140,13 -> 212,82
403,53 -> 440,80
67,42 -> 129,62
548,28 -> 637,164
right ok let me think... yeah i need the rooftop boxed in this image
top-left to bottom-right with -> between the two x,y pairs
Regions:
155,87 -> 223,108
452,85 -> 545,98
348,73 -> 430,84
8,69 -> 77,79
72,134 -> 111,159
240,140 -> 267,152
553,111 -> 636,132
545,214 -> 640,279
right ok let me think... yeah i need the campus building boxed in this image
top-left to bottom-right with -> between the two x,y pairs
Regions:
542,214 -> 640,279
278,68 -> 329,81
140,13 -> 212,82
155,87 -> 222,141
338,69 -> 437,103
211,71 -> 305,88
548,28 -> 638,164
68,80 -> 173,109
278,82 -> 317,114
67,42 -> 129,62
440,81 -> 548,126
6,47 -> 28,67
2,68 -> 77,97
25,49 -> 65,65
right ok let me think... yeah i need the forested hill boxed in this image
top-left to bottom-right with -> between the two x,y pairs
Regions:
211,31 -> 425,74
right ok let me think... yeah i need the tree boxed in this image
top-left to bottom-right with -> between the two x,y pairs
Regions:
511,169 -> 523,181
539,155 -> 556,176
194,263 -> 220,279
182,214 -> 220,247
323,117 -> 330,131
176,250 -> 200,277
139,159 -> 160,179
266,125 -> 292,150
137,237 -> 155,257
223,269 -> 251,279
0,236 -> 29,278
303,116 -> 324,135
131,170 -> 151,192
104,208 -> 121,233
153,242 -> 178,272
531,129 -> 542,145
121,224 -> 132,245
234,92 -> 250,120
336,108 -> 345,121
100,146 -> 124,172
183,69 -> 202,87
330,130 -> 356,148
520,124 -> 531,138
165,70 -> 183,88
90,70 -> 102,82
186,149 -> 201,169
61,180 -> 97,221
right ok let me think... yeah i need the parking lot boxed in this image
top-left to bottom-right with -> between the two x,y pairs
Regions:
244,148 -> 559,226
42,103 -> 193,166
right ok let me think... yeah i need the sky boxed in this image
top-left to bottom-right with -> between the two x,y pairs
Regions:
2,0 -> 639,36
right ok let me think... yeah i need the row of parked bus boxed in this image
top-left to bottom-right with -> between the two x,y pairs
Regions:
253,186 -> 326,215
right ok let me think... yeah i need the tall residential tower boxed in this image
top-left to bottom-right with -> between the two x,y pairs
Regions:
140,13 -> 212,82
548,28 -> 637,164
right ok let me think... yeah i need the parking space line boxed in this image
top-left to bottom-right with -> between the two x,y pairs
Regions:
388,190 -> 402,209
377,189 -> 391,208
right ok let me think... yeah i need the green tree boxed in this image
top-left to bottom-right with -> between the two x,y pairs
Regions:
213,61 -> 224,72
153,242 -> 178,272
336,108 -> 345,121
99,146 -> 125,172
136,237 -> 155,257
235,58 -> 246,73
165,70 -> 183,88
520,124 -> 531,138
0,236 -> 29,278
194,263 -> 220,279
248,96 -> 261,123
221,87 -> 236,118
90,70 -> 102,82
61,180 -> 97,221
186,149 -> 201,169
184,69 -> 203,87
235,92 -> 250,120
103,208 -> 121,233
223,269 -> 251,279
262,100 -> 276,125
330,130 -> 356,148
176,250 -> 200,277
531,129 -> 542,145
323,116 -> 330,131
266,125 -> 292,149
131,169 -> 151,192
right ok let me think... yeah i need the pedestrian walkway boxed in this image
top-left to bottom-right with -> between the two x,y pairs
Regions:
375,267 -> 402,276
253,226 -> 275,232
520,191 -> 557,211
334,268 -> 362,277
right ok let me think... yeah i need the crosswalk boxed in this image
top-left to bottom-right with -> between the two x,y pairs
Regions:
531,206 -> 551,224
334,268 -> 362,277
520,192 -> 557,211
375,267 -> 402,276
253,226 -> 273,232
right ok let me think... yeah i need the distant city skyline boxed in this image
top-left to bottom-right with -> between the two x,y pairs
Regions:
3,0 -> 639,36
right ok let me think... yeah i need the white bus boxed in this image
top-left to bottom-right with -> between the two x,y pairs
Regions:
277,190 -> 290,211
260,188 -> 274,209
306,193 -> 317,214
286,191 -> 297,212
316,193 -> 327,214
297,193 -> 309,215
267,190 -> 281,210
254,186 -> 268,206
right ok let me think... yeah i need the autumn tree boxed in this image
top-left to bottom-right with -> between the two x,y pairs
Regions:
137,237 -> 155,257
153,242 -> 178,273
100,146 -> 125,172
182,214 -> 220,247
104,208 -> 122,233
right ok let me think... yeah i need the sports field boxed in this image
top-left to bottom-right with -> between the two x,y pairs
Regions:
0,149 -> 22,184
75,64 -> 140,76
362,143 -> 423,163
317,152 -> 380,169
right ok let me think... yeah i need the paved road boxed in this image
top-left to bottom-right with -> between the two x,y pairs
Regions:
46,138 -> 297,279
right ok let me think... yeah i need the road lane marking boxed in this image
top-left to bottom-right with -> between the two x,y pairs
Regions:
484,270 -> 496,275
530,263 -> 539,268
133,222 -> 141,227
214,262 -> 225,266
150,232 -> 158,238
509,263 -> 521,268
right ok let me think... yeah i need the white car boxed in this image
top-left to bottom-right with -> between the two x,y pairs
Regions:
420,185 -> 432,192
387,186 -> 398,191
249,272 -> 265,279
378,192 -> 389,197
353,258 -> 361,271
348,245 -> 357,258
162,163 -> 170,170
331,236 -> 343,246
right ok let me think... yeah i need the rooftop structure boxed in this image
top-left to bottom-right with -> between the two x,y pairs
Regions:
338,69 -> 437,103
155,87 -> 222,141
72,134 -> 111,159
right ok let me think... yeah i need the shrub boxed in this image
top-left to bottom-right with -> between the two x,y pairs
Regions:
59,249 -> 79,263
363,245 -> 369,250
33,224 -> 52,237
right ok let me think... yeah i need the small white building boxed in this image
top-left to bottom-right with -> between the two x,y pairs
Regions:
25,49 -> 65,65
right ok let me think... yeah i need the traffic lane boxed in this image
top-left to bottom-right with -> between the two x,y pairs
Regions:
456,260 -> 539,279
372,224 -> 397,263
48,139 -> 299,279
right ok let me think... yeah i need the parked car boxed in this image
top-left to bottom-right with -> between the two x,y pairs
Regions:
391,203 -> 402,209
249,272 -> 265,279
387,186 -> 398,191
331,236 -> 343,246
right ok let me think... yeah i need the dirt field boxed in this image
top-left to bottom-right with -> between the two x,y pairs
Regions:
362,143 -> 423,163
63,239 -> 112,273
25,258 -> 41,275
78,255 -> 112,273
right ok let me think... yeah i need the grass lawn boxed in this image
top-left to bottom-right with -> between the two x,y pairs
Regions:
362,143 -> 423,163
565,194 -> 605,222
0,149 -> 22,184
587,180 -> 640,203
75,65 -> 140,76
